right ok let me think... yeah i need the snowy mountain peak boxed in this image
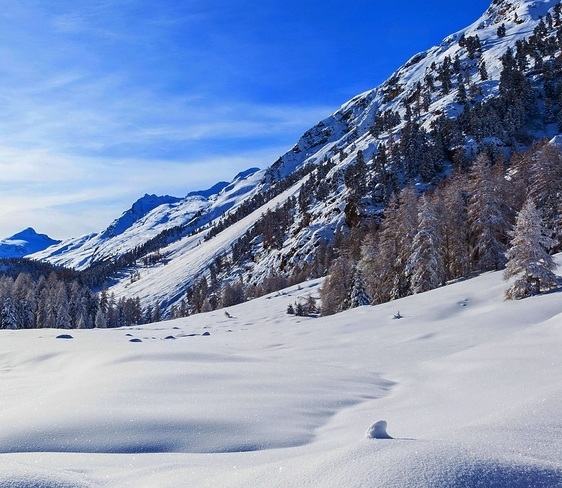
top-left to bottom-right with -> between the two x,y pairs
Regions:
0,227 -> 60,258
29,167 -> 265,271
233,167 -> 261,181
483,0 -> 558,26
101,194 -> 183,240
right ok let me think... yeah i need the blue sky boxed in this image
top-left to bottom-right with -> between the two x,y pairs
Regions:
0,0 -> 492,239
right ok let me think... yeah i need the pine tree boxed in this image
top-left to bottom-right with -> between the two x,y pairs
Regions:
1,298 -> 17,329
407,196 -> 445,294
504,199 -> 558,299
479,61 -> 488,81
349,266 -> 372,307
497,23 -> 506,38
95,308 -> 107,328
456,81 -> 467,104
152,302 -> 162,322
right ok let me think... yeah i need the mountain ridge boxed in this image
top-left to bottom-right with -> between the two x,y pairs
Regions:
19,0 -> 562,313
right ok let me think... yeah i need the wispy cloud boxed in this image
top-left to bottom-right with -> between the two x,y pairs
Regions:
0,1 -> 340,239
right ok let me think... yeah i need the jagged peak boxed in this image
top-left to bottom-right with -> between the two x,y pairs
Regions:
101,194 -> 183,240
483,0 -> 559,26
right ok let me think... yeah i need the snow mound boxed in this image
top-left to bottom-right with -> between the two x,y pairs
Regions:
366,420 -> 392,439
339,441 -> 562,488
0,458 -> 95,488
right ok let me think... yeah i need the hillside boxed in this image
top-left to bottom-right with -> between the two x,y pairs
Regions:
31,168 -> 263,270
1,256 -> 561,486
22,0 -> 562,314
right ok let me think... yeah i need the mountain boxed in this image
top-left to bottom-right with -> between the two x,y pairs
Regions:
0,228 -> 60,259
30,0 -> 562,312
31,168 -> 263,270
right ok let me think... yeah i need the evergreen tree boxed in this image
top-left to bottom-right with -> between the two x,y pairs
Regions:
504,199 -> 558,299
406,196 -> 445,294
497,23 -> 506,38
152,302 -> 162,323
456,81 -> 467,104
479,61 -> 488,81
1,298 -> 17,329
349,266 -> 372,307
95,308 -> 107,328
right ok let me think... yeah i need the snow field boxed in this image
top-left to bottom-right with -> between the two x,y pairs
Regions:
1,260 -> 562,486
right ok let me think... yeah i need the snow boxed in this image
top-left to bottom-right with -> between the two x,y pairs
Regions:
30,169 -> 266,271
0,227 -> 61,259
1,257 -> 562,486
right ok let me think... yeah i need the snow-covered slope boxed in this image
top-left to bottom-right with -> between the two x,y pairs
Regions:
1,257 -> 562,486
109,175 -> 307,308
271,0 -> 558,176
31,168 -> 263,270
0,227 -> 60,258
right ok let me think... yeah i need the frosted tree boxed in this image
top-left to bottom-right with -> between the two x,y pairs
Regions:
53,282 -> 71,329
94,308 -> 107,328
1,298 -> 17,329
349,266 -> 372,308
407,196 -> 445,294
504,199 -> 558,299
12,273 -> 35,329
468,154 -> 510,272
528,143 -> 562,251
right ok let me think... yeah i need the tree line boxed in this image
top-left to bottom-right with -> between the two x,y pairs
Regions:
320,140 -> 562,314
0,264 -> 146,329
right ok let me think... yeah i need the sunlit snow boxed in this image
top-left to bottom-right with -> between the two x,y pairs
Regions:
1,258 -> 561,486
